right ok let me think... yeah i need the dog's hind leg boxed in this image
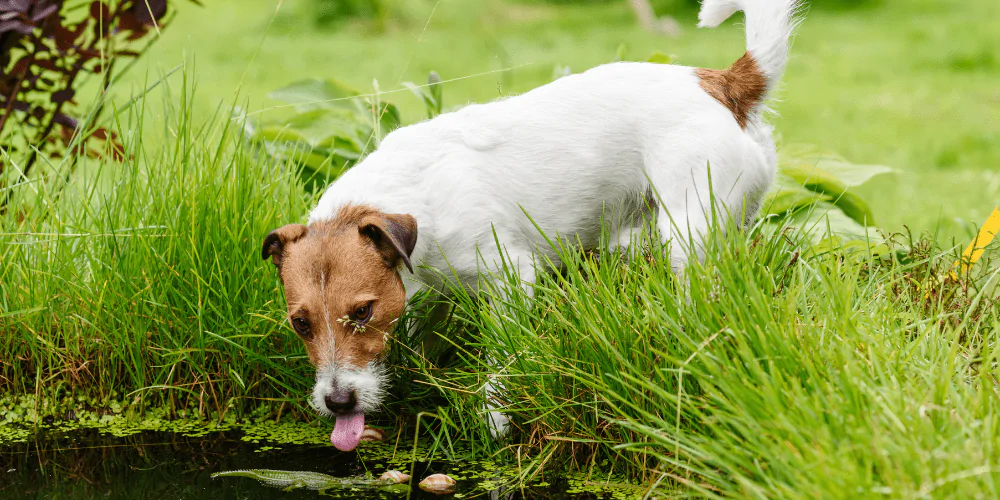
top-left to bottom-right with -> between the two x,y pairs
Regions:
647,187 -> 706,274
643,131 -> 761,273
607,195 -> 657,259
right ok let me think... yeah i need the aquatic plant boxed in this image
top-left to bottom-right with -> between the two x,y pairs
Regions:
211,469 -> 410,493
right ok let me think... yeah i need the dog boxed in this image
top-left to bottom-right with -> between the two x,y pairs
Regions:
262,0 -> 802,452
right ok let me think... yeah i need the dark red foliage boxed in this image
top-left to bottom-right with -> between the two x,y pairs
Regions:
0,0 -> 199,211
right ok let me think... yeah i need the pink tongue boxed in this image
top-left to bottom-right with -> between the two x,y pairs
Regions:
331,412 -> 365,452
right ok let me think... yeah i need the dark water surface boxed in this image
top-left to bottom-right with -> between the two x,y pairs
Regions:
0,428 -> 631,499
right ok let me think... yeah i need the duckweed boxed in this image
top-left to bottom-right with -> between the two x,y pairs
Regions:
1,395 -> 651,498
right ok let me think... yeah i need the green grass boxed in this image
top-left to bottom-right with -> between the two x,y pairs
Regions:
1,81 -> 315,416
427,220 -> 1000,496
3,0 -> 1000,496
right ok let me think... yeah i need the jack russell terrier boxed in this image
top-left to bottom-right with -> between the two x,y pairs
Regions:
262,0 -> 802,452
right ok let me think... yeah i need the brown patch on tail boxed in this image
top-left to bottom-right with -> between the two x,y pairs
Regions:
695,52 -> 768,129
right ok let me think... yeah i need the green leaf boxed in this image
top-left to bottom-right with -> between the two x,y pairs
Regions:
402,82 -> 438,119
615,43 -> 629,62
762,185 -> 830,218
827,190 -> 876,227
268,78 -> 361,111
783,201 -> 883,244
779,163 -> 877,226
780,163 -> 848,194
402,72 -> 444,119
300,153 -> 348,178
266,141 -> 349,180
253,127 -> 311,145
647,51 -> 675,64
813,159 -> 894,187
375,101 -> 401,137
315,136 -> 364,158
253,109 -> 367,149
428,71 -> 443,116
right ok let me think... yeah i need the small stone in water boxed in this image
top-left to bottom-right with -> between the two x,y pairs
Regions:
360,426 -> 384,442
378,470 -> 410,484
418,473 -> 456,494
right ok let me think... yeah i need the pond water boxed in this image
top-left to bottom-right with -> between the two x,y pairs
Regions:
0,426 -> 639,499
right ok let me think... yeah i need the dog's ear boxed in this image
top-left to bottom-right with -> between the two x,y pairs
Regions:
262,224 -> 308,270
359,213 -> 418,273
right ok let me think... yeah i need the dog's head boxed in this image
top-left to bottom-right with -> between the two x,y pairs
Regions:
262,204 -> 416,448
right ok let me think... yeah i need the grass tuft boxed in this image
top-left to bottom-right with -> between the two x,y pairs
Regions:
1,76 -> 313,417
413,214 -> 1000,495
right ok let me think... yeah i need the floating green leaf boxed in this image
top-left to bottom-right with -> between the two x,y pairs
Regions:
212,469 -> 408,493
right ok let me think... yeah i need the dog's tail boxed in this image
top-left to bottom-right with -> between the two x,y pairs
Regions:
695,0 -> 803,126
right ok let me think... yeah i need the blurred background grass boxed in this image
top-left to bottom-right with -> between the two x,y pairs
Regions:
92,0 -> 1000,239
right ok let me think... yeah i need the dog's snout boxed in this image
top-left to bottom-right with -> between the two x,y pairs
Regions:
324,388 -> 357,414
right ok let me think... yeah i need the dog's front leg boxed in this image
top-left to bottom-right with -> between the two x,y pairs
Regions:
481,255 -> 538,439
484,369 -> 510,439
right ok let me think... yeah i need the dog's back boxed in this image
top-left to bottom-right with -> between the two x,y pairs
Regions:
310,0 -> 803,280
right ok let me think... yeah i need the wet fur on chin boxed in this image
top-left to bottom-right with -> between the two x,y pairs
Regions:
310,362 -> 389,417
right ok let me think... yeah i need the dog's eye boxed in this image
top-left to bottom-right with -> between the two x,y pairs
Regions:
353,303 -> 373,325
291,317 -> 311,337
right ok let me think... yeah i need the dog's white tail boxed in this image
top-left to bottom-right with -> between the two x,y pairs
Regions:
698,0 -> 802,94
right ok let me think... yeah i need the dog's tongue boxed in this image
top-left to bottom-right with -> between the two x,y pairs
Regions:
331,412 -> 365,452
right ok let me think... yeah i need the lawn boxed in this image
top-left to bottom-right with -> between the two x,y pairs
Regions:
3,0 -> 1000,497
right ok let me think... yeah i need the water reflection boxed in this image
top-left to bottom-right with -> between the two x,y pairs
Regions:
0,429 -> 611,499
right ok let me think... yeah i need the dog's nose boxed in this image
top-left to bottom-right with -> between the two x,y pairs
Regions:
324,388 -> 357,414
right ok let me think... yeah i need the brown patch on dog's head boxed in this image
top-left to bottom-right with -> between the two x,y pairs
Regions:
695,52 -> 768,129
262,205 -> 417,371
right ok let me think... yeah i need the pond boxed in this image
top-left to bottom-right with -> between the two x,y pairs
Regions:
0,419 -> 641,499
